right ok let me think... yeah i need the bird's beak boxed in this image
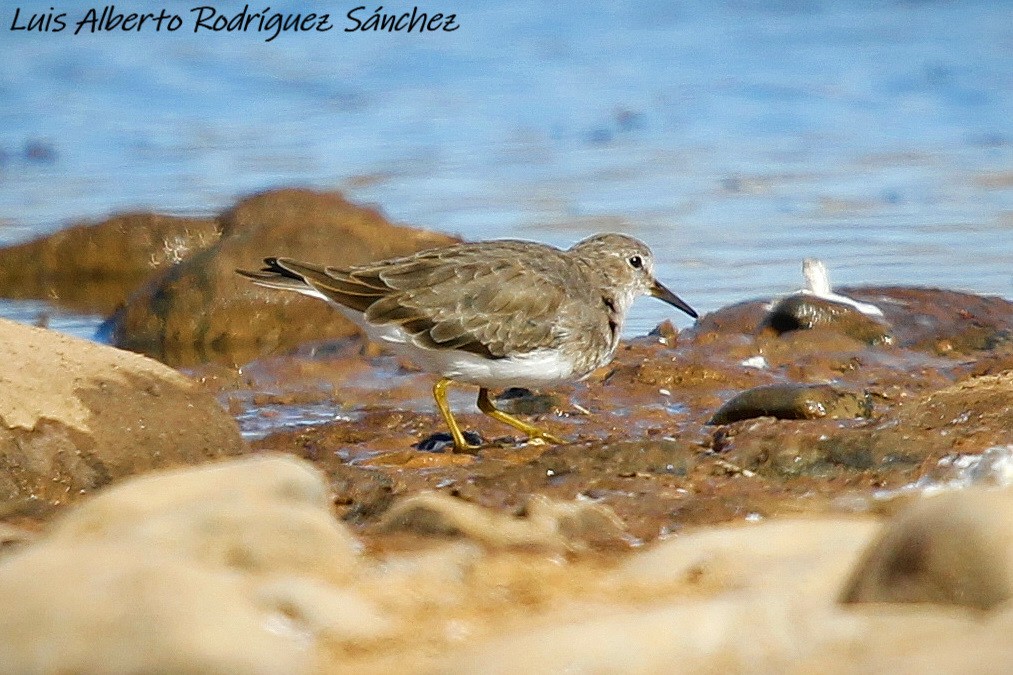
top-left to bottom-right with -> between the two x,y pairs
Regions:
651,279 -> 698,319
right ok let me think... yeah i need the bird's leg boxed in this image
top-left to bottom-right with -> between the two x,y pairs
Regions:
433,378 -> 482,452
476,388 -> 565,445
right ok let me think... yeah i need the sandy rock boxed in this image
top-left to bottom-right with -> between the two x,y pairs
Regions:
842,488 -> 1013,610
0,212 -> 220,313
0,454 -> 394,673
0,319 -> 243,515
105,188 -> 458,366
435,518 -> 875,674
0,522 -> 34,557
0,543 -> 317,675
378,491 -> 627,551
438,515 -> 1008,675
49,454 -> 360,583
617,517 -> 881,599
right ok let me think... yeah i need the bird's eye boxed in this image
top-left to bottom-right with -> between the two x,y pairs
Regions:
628,255 -> 643,269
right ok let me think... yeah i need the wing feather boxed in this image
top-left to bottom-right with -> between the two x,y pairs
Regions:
243,241 -> 583,358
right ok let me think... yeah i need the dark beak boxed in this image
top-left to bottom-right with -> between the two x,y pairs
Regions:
651,279 -> 698,319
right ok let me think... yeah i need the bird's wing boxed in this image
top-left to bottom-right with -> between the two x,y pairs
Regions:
273,243 -> 574,358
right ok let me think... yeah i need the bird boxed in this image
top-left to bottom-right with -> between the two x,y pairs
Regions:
238,233 -> 697,452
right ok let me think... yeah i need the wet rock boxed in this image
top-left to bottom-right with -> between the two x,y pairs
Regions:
105,188 -> 458,367
378,490 -> 627,551
873,371 -> 1013,457
841,286 -> 1013,356
718,371 -> 1013,481
691,298 -> 769,336
754,259 -> 894,345
0,318 -> 243,516
0,454 -> 389,674
0,212 -> 221,313
711,419 -> 876,479
709,383 -> 873,425
330,462 -> 397,524
696,287 -> 1013,360
841,489 -> 1013,610
761,294 -> 893,345
416,430 -> 484,453
647,318 -> 679,343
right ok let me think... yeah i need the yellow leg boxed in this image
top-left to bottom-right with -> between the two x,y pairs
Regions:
477,388 -> 565,445
433,378 -> 481,452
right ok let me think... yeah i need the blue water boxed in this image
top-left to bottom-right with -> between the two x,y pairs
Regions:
1,0 -> 1011,341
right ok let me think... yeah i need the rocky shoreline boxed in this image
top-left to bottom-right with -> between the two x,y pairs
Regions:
0,188 -> 1011,672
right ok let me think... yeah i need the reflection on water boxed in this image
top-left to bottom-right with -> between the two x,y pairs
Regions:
231,395 -> 360,441
1,0 -> 1011,338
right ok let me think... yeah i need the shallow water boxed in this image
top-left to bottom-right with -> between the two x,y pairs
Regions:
1,0 -> 1011,340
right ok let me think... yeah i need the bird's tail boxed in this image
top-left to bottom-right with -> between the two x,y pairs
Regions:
236,257 -> 316,293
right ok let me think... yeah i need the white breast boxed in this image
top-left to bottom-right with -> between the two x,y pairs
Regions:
320,297 -> 577,388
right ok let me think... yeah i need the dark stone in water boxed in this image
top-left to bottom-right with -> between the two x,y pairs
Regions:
761,294 -> 893,345
416,431 -> 484,453
709,383 -> 873,425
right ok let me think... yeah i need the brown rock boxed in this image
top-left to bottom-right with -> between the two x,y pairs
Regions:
760,294 -> 894,345
106,188 -> 458,366
841,488 -> 1013,610
694,288 -> 1013,359
841,287 -> 1013,355
0,212 -> 221,313
709,383 -> 873,425
0,319 -> 243,516
869,371 -> 1013,460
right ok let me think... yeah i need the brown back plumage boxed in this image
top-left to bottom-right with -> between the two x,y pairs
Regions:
240,241 -> 593,359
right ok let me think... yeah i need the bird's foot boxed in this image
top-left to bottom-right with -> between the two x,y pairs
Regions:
526,429 -> 566,446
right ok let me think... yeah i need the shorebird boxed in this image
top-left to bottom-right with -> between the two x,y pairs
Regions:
239,233 -> 697,451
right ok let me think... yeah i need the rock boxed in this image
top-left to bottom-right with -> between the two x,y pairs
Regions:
378,491 -> 628,551
842,287 -> 1013,356
48,454 -> 360,584
439,518 -> 890,674
870,371 -> 1013,460
0,212 -> 220,313
709,383 -> 873,425
693,287 -> 1013,359
0,319 -> 243,515
841,488 -> 1013,610
0,454 -> 390,674
616,518 -> 881,599
756,258 -> 894,345
0,523 -> 33,557
0,543 -> 317,674
761,294 -> 894,345
105,188 -> 458,367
